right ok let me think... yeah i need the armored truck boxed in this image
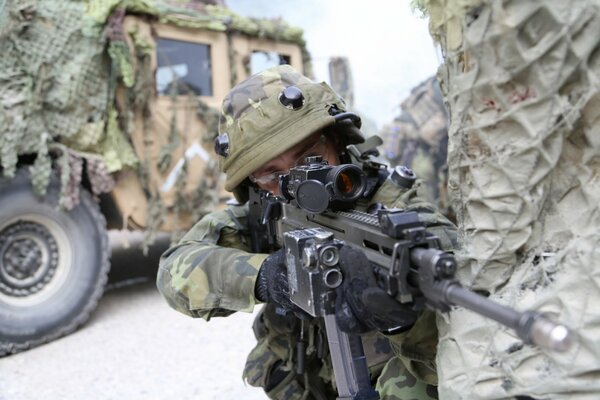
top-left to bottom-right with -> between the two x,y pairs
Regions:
0,0 -> 309,355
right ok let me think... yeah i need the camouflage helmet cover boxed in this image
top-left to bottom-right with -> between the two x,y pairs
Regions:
217,65 -> 363,197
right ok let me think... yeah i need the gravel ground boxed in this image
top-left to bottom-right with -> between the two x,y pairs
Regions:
0,232 -> 268,400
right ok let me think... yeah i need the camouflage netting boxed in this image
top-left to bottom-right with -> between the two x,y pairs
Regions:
418,0 -> 600,398
0,0 -> 311,246
0,0 -> 130,205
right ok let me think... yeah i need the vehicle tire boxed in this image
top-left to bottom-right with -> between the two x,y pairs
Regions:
0,168 -> 110,356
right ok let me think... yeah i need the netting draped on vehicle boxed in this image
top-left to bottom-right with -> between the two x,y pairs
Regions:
419,0 -> 600,398
0,0 -> 312,246
0,1 -> 126,199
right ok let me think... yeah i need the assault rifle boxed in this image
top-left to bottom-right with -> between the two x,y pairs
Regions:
248,157 -> 574,400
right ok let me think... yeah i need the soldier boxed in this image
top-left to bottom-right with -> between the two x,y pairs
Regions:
157,65 -> 456,399
380,77 -> 453,221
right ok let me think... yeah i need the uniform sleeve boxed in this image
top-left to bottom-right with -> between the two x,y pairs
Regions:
156,204 -> 269,321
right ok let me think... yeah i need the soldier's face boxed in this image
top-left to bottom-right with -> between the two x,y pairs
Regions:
249,131 -> 340,195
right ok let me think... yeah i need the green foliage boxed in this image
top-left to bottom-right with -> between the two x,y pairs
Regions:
108,40 -> 135,88
101,107 -> 138,172
29,133 -> 52,197
158,111 -> 180,173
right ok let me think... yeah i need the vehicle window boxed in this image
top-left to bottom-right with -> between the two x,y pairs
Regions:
250,51 -> 291,75
156,38 -> 213,96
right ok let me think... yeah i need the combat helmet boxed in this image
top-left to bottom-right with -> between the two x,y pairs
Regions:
214,64 -> 364,202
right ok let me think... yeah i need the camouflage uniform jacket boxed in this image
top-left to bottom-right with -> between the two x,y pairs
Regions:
157,176 -> 457,397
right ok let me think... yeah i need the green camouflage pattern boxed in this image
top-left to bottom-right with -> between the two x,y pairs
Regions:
157,203 -> 264,319
0,0 -> 132,202
377,357 -> 438,400
380,77 -> 452,219
245,304 -> 394,400
245,304 -> 366,400
218,65 -> 355,195
157,172 -> 456,399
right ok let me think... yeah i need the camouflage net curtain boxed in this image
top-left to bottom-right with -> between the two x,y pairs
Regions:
0,0 -> 137,205
422,0 -> 600,398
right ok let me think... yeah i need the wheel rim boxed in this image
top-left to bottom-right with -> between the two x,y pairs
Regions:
0,215 -> 72,306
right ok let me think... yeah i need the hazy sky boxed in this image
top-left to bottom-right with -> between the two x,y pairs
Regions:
226,0 -> 441,133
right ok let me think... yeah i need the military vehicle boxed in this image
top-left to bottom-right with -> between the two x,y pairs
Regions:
0,0 -> 310,356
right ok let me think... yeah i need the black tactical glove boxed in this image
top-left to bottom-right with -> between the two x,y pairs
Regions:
335,245 -> 418,334
255,248 -> 310,319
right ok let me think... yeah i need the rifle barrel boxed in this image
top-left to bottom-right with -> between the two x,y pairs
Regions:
443,279 -> 574,352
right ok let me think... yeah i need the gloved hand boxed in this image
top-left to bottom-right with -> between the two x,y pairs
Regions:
335,245 -> 417,334
255,248 -> 310,319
